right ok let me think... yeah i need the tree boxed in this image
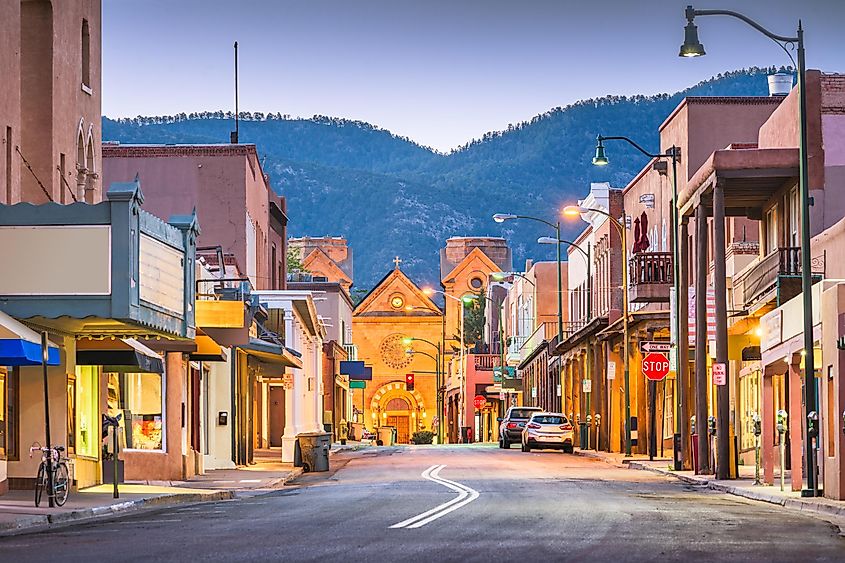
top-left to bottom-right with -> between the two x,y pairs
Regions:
460,291 -> 486,352
286,246 -> 309,275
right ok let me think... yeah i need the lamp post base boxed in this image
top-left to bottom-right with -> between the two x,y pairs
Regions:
800,488 -> 821,498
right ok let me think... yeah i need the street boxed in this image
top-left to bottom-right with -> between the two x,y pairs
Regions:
0,445 -> 842,562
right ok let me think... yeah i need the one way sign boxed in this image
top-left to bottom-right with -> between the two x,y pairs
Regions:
640,341 -> 672,353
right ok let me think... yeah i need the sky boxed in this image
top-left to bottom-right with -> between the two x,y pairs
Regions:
103,0 -> 845,152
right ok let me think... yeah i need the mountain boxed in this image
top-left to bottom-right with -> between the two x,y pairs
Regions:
102,67 -> 783,290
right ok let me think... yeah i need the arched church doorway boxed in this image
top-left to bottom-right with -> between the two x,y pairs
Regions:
385,397 -> 411,444
371,382 -> 426,444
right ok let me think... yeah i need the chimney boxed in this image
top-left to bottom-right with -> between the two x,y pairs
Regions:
767,72 -> 793,97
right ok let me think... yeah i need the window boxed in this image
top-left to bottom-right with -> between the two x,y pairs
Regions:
787,187 -> 800,248
66,374 -> 76,454
7,368 -> 18,460
74,366 -> 99,458
0,369 -> 5,459
81,19 -> 90,88
5,127 -> 11,204
765,206 -> 778,254
107,372 -> 164,450
271,244 -> 277,289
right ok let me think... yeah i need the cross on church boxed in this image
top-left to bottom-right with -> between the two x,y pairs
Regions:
393,256 -> 402,269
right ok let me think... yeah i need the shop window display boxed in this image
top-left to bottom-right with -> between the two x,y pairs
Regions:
74,366 -> 100,458
107,372 -> 164,450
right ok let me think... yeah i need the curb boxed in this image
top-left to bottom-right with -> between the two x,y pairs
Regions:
625,460 -> 845,520
262,467 -> 304,490
0,489 -> 234,536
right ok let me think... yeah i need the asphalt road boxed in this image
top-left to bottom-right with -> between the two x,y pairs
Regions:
1,444 -> 843,562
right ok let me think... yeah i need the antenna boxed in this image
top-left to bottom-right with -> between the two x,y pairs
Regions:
230,41 -> 239,144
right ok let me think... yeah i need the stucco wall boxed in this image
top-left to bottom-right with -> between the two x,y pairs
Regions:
0,0 -> 21,205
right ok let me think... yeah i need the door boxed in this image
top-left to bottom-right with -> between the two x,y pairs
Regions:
388,416 -> 410,443
269,386 -> 285,447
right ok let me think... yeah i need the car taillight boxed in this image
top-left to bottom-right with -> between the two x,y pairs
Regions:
507,422 -> 518,429
560,424 -> 573,431
527,423 -> 541,429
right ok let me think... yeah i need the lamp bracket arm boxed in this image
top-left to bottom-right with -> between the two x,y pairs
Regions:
599,135 -> 660,159
692,8 -> 798,43
515,215 -> 558,231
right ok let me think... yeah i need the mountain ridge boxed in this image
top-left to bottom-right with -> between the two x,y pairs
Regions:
102,66 -> 787,288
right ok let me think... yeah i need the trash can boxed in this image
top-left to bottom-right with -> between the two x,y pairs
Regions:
378,426 -> 395,446
579,422 -> 589,450
297,432 -> 331,472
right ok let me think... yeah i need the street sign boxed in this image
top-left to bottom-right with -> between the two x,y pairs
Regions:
640,341 -> 671,353
582,379 -> 592,393
713,362 -> 727,385
473,395 -> 486,409
607,361 -> 617,380
642,352 -> 670,381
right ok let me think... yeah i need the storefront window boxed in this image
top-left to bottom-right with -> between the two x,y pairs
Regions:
107,372 -> 164,451
0,369 -> 6,459
75,366 -> 100,458
739,365 -> 760,451
7,368 -> 18,461
67,374 -> 76,454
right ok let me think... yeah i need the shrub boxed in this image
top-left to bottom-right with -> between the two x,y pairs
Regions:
411,431 -> 435,445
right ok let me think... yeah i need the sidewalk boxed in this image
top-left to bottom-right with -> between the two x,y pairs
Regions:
575,447 -> 845,520
0,450 -> 302,536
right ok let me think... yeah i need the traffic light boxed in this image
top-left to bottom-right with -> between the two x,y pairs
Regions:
405,373 -> 415,391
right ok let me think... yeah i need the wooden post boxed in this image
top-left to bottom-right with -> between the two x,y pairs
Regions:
695,204 -> 711,474
713,181 -> 731,480
679,218 -> 693,469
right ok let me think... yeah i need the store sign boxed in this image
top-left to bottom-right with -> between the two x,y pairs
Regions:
281,373 -> 294,390
639,194 -> 655,209
607,361 -> 617,380
760,310 -> 782,351
582,379 -> 592,393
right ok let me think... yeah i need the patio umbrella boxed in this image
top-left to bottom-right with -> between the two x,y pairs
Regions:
639,212 -> 650,251
632,217 -> 642,253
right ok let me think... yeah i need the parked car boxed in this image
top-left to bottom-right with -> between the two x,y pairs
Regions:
521,412 -> 574,453
498,406 -> 543,449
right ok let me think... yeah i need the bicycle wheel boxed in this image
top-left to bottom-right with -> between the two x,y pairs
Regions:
34,463 -> 45,507
54,463 -> 70,506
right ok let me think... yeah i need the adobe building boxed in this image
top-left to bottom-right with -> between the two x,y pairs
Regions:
288,236 -> 354,292
102,143 -> 288,291
352,262 -> 442,444
1,0 -> 102,206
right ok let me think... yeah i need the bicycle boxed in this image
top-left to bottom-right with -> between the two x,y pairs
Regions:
30,444 -> 70,507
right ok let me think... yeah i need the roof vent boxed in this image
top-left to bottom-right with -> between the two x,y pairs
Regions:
768,72 -> 793,97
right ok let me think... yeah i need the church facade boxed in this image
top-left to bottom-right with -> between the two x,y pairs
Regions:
352,263 -> 443,443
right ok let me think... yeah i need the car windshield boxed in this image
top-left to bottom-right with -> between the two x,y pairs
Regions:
531,415 -> 567,425
510,409 -> 540,419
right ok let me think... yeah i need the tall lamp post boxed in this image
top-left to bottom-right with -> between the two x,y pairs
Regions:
539,236 -> 593,438
593,134 -> 684,469
679,5 -> 816,495
422,287 -> 474,443
493,214 -> 564,344
564,205 -> 631,456
403,337 -> 441,440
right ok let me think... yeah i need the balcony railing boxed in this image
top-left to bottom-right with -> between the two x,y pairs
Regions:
473,354 -> 501,371
343,343 -> 358,361
628,252 -> 672,303
733,247 -> 825,309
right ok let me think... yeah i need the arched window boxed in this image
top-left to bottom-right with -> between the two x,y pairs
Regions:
81,19 -> 90,88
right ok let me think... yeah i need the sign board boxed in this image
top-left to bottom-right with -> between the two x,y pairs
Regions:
531,387 -> 537,398
340,361 -> 368,379
642,352 -> 670,381
582,379 -> 592,393
713,362 -> 727,385
639,193 -> 655,209
349,380 -> 366,389
493,366 -> 517,382
760,309 -> 782,351
607,361 -> 617,380
281,373 -> 294,390
640,341 -> 671,353
473,395 -> 486,409
556,384 -> 562,397
499,392 -> 505,400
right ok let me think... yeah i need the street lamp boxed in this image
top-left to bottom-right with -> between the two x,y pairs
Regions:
492,213 -> 564,343
563,204 -> 632,456
679,5 -> 816,495
403,336 -> 441,441
539,236 -> 592,436
592,133 -> 683,468
422,287 -> 474,443
491,271 -> 536,287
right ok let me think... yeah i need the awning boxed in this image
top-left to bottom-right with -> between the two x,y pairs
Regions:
189,332 -> 228,362
77,338 -> 164,374
0,311 -> 60,366
242,337 -> 303,369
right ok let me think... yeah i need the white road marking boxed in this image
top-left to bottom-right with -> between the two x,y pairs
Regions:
390,464 -> 479,529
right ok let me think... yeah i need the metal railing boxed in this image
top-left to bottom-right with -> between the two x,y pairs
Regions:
733,247 -> 825,307
472,354 -> 501,371
629,252 -> 672,286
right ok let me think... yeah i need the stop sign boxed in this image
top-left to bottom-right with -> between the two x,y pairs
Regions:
473,395 -> 486,409
642,352 -> 670,381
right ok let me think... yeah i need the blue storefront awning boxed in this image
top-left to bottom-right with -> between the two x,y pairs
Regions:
0,311 -> 60,366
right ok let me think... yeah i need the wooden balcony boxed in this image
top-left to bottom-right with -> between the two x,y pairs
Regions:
473,354 -> 502,371
628,252 -> 672,303
733,247 -> 825,310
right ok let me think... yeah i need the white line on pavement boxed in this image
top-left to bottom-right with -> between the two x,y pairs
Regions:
389,464 -> 479,529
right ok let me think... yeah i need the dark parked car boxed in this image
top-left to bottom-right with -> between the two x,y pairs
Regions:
498,406 -> 543,449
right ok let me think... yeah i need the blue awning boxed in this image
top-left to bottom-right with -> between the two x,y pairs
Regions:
0,311 -> 60,366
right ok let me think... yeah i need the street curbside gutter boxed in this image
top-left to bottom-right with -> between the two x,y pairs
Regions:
0,490 -> 234,536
